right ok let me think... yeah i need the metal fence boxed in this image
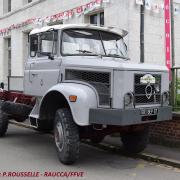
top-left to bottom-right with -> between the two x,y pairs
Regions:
171,67 -> 180,111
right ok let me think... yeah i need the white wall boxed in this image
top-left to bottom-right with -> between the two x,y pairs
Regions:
0,0 -> 4,16
0,38 -> 4,82
11,30 -> 24,76
11,0 -> 23,11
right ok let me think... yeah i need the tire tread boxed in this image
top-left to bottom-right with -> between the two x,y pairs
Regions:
55,108 -> 79,165
0,109 -> 9,137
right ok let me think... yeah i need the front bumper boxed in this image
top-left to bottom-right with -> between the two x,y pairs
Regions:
89,106 -> 172,126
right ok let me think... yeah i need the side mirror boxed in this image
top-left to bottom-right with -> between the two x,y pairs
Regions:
30,35 -> 38,57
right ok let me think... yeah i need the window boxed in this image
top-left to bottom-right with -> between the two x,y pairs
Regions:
101,32 -> 128,58
61,29 -> 105,56
8,0 -> 11,12
29,31 -> 58,58
90,12 -> 104,26
61,29 -> 128,59
38,31 -> 58,57
3,0 -> 11,13
23,0 -> 32,5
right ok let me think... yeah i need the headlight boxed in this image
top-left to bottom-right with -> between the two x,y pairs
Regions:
162,91 -> 169,106
124,92 -> 134,108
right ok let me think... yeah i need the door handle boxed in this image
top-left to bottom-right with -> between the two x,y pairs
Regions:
31,73 -> 38,76
29,62 -> 36,82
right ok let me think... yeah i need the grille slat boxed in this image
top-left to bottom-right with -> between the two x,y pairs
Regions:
134,74 -> 161,105
65,70 -> 111,106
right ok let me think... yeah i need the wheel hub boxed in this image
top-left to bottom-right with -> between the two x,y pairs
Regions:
54,121 -> 64,152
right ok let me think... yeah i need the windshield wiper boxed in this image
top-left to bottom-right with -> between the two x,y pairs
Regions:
76,50 -> 104,58
107,54 -> 129,60
76,50 -> 93,54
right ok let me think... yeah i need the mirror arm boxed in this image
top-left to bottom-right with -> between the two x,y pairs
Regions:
48,54 -> 54,60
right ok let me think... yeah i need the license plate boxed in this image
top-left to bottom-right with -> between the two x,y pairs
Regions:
140,108 -> 158,116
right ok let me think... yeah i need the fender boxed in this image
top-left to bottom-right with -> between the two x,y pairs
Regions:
38,83 -> 98,126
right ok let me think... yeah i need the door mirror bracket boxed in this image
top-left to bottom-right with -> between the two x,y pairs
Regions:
37,51 -> 54,60
48,54 -> 54,60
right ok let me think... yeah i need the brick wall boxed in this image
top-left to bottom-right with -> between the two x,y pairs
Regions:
150,117 -> 180,147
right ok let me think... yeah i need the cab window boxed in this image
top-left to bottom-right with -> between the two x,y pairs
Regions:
61,29 -> 105,56
38,31 -> 58,57
101,31 -> 127,58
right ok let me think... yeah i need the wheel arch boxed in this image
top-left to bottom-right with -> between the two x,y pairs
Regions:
39,90 -> 70,122
39,83 -> 98,126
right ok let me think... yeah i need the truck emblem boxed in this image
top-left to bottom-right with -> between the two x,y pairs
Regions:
140,74 -> 156,84
145,84 -> 153,99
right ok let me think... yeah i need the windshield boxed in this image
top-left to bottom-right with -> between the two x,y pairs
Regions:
101,31 -> 127,58
61,29 -> 128,59
62,29 -> 105,56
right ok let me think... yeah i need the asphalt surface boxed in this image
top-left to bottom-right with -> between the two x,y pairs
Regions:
0,124 -> 180,180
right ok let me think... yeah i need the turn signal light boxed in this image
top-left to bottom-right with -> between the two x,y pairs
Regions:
69,95 -> 77,102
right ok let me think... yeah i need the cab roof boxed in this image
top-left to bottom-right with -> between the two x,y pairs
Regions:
30,24 -> 128,37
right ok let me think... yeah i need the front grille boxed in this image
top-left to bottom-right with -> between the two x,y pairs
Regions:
65,69 -> 111,106
134,74 -> 161,105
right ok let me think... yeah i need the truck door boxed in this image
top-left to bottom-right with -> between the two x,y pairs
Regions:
24,30 -> 61,96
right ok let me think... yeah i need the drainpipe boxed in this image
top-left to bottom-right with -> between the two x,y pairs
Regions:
170,0 -> 175,67
170,0 -> 175,108
140,1 -> 145,63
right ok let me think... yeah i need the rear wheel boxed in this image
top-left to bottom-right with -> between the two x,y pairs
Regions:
0,110 -> 9,137
54,108 -> 80,165
121,127 -> 149,154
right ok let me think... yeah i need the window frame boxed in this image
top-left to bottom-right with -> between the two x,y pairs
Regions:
3,0 -> 11,14
100,31 -> 128,58
8,0 -> 11,12
37,30 -> 58,58
60,28 -> 106,57
29,30 -> 59,59
90,12 -> 104,26
60,28 -> 128,59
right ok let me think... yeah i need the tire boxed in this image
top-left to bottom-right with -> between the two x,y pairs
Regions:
0,110 -> 9,137
1,101 -> 32,121
54,108 -> 80,165
121,127 -> 149,154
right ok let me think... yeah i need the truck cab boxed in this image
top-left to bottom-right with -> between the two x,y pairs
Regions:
0,24 -> 172,165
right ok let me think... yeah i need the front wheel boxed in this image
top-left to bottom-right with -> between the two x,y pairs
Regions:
54,108 -> 80,165
121,127 -> 149,154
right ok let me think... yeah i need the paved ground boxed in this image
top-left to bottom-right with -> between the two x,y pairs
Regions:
0,124 -> 180,180
104,136 -> 180,163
